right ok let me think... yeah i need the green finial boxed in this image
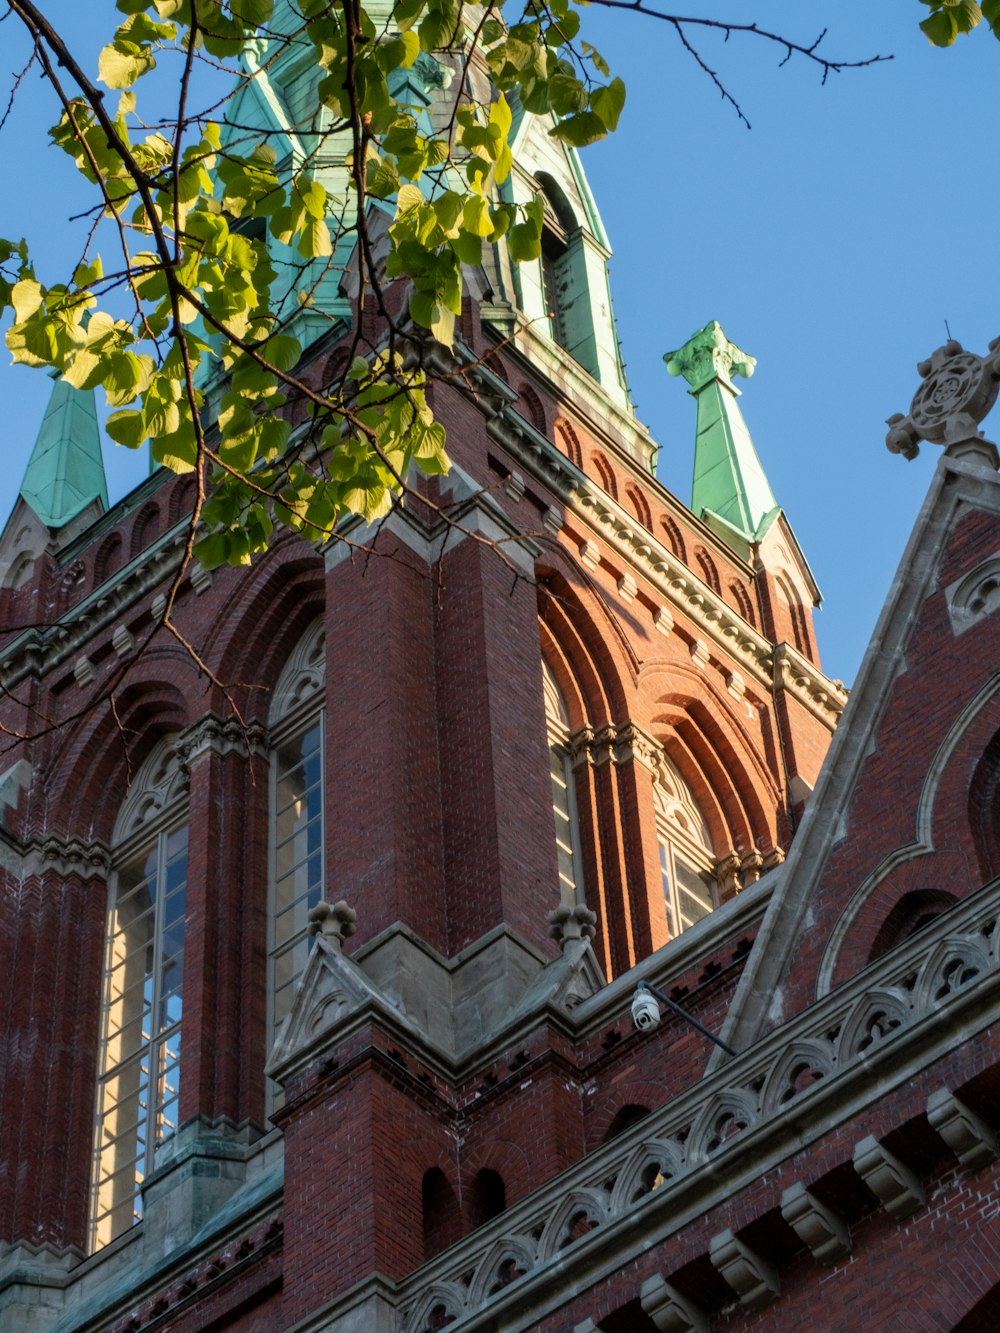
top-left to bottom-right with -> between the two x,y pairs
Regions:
19,376 -> 108,529
664,321 -> 778,543
665,319 -> 756,392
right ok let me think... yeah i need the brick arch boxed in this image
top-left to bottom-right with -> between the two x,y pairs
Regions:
168,474 -> 197,527
625,485 -> 652,531
129,500 -> 160,559
641,662 -> 781,857
971,726 -> 1000,880
660,515 -> 687,562
516,382 -> 546,434
536,562 -> 636,727
869,887 -> 961,961
461,1136 -> 532,1210
43,674 -> 191,841
694,545 -> 720,595
93,532 -> 123,586
821,848 -> 972,995
585,1080 -> 666,1151
924,688 -> 1000,883
729,579 -> 756,628
589,450 -> 618,500
199,542 -> 326,721
554,417 -> 582,467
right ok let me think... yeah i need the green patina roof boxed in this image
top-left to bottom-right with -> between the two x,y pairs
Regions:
20,377 -> 108,529
665,321 -> 777,541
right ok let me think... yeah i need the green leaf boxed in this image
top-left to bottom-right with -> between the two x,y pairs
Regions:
549,111 -> 609,147
106,408 -> 146,449
590,78 -> 626,132
920,8 -> 960,42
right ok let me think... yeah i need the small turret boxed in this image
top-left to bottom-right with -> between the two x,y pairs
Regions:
665,320 -> 778,544
666,321 -> 823,668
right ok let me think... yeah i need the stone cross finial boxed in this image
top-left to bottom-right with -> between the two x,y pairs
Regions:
547,904 -> 597,948
307,899 -> 357,950
886,337 -> 1000,460
664,321 -> 756,393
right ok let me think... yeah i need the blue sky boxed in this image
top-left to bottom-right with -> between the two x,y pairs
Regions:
1,3 -> 997,683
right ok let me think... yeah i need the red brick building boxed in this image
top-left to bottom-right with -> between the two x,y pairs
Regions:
2,41 -> 1000,1330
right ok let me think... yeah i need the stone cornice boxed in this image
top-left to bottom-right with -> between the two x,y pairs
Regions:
0,524 -> 189,692
393,876 -> 1000,1331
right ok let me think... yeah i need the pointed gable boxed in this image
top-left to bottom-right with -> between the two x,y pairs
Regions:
723,362 -> 1000,1052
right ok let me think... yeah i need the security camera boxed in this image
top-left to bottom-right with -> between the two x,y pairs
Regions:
631,986 -> 661,1032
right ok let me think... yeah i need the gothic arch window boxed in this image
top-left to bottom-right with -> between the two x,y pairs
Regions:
537,173 -> 578,353
542,658 -> 583,907
268,618 -> 326,1109
90,737 -> 189,1252
654,757 -> 717,937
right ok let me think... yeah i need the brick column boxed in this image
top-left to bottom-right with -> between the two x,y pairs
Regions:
323,527 -> 447,953
434,522 -> 559,956
177,721 -> 268,1130
0,847 -> 107,1253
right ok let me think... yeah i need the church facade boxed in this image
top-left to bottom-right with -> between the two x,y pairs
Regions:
2,21 -> 1000,1333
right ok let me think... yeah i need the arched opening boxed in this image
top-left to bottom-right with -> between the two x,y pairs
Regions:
869,889 -> 959,962
469,1168 -> 507,1228
604,1104 -> 651,1142
536,173 -> 579,355
422,1167 -> 461,1260
970,729 -> 1000,883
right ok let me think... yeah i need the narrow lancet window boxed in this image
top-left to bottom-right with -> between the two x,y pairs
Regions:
91,740 -> 188,1251
542,658 -> 583,906
268,619 -> 325,1110
654,758 -> 716,936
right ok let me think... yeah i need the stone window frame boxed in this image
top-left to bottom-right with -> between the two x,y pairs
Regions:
90,737 -> 189,1253
267,619 -> 326,1117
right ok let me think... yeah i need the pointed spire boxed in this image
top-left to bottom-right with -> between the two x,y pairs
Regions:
20,376 -> 108,529
665,321 -> 778,542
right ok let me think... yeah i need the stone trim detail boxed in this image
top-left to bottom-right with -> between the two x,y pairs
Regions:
31,835 -> 111,881
178,714 -> 268,767
926,1087 -> 998,1169
393,881 -> 1000,1332
641,1273 -> 709,1332
852,1135 -> 924,1219
709,1229 -> 779,1310
780,1181 -> 851,1263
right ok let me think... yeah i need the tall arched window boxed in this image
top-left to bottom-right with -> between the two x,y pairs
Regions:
268,619 -> 325,1109
91,738 -> 188,1251
654,757 -> 717,937
542,658 -> 583,907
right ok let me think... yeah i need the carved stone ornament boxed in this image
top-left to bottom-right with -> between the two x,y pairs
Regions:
886,336 -> 1000,458
547,903 -> 597,947
307,899 -> 358,950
